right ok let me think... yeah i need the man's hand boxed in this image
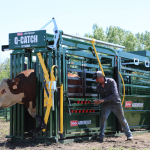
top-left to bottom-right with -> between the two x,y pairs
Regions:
93,99 -> 104,105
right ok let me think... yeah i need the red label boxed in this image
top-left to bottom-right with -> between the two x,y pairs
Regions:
125,101 -> 132,107
17,32 -> 23,36
70,120 -> 78,127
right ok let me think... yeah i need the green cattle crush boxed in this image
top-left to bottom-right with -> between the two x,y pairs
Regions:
1,28 -> 150,143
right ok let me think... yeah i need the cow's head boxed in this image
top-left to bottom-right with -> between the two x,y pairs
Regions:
0,78 -> 24,108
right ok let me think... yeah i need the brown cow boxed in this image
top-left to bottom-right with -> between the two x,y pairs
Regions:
68,72 -> 82,96
0,69 -> 45,133
0,70 -> 82,132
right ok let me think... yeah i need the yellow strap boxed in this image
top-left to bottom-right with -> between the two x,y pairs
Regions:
91,39 -> 105,76
37,53 -> 50,81
37,52 -> 56,132
60,84 -> 63,134
42,65 -> 56,132
119,71 -> 125,105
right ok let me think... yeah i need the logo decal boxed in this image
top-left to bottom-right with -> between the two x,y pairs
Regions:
17,32 -> 23,36
70,120 -> 78,127
132,103 -> 143,108
70,120 -> 91,127
125,101 -> 132,107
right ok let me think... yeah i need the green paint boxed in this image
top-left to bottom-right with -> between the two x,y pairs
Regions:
3,29 -> 150,143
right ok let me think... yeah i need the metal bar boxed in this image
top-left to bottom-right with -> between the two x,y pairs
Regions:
121,73 -> 150,79
40,55 -> 43,137
124,110 -> 150,112
48,51 -> 52,137
17,54 -> 21,136
10,55 -> 13,136
43,53 -> 48,137
40,19 -> 53,30
1,45 -> 9,51
21,54 -> 25,138
63,32 -> 125,49
122,66 -> 150,74
60,84 -> 63,137
35,55 -> 39,138
14,55 -> 17,137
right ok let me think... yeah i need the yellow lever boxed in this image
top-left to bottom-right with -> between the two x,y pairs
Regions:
119,71 -> 125,105
37,52 -> 57,132
91,39 -> 105,76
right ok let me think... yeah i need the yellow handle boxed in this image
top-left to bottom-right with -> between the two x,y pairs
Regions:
37,53 -> 50,81
60,84 -> 63,134
91,39 -> 105,76
43,65 -> 57,132
38,52 -> 58,132
119,71 -> 125,105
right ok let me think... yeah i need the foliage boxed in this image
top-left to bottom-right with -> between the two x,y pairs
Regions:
85,24 -> 150,52
0,58 -> 10,81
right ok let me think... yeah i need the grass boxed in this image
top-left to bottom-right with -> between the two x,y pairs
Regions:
81,148 -> 150,150
79,147 -> 150,150
0,116 -> 10,138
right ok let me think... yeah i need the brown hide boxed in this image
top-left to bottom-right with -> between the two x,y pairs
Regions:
0,70 -> 82,117
7,69 -> 36,114
67,73 -> 82,96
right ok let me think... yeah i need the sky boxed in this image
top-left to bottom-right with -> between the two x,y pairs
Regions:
0,0 -> 150,63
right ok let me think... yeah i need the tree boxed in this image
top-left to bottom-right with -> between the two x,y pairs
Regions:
143,31 -> 150,50
135,32 -> 145,50
122,31 -> 138,52
84,24 -> 150,52
0,58 -> 10,81
85,24 -> 106,41
106,26 -> 125,45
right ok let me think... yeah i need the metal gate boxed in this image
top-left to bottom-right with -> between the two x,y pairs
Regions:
1,28 -> 150,142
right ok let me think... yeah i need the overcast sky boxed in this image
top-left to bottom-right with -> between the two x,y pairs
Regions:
0,0 -> 150,62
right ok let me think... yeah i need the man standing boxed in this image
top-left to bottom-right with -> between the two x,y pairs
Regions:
93,71 -> 132,142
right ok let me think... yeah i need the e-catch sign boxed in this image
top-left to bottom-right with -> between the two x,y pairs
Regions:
9,30 -> 46,49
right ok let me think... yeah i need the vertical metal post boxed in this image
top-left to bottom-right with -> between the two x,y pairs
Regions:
36,54 -> 39,138
10,54 -> 13,136
6,108 -> 7,122
48,51 -> 52,137
60,84 -> 63,139
13,54 -> 17,137
53,50 -> 58,138
65,56 -> 68,132
43,52 -> 48,137
39,52 -> 43,138
21,54 -> 25,138
17,54 -> 21,137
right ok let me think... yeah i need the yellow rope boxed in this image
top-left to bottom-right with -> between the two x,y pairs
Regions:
91,39 -> 105,76
119,71 -> 125,105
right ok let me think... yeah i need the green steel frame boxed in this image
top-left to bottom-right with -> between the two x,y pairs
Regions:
2,30 -> 150,143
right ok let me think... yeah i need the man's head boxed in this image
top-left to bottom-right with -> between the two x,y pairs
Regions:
93,71 -> 105,83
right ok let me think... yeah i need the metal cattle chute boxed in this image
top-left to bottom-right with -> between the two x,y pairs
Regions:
1,18 -> 150,143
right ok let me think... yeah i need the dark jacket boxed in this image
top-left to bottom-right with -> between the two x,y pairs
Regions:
96,77 -> 121,103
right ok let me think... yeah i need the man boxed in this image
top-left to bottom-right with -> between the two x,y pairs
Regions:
93,71 -> 132,142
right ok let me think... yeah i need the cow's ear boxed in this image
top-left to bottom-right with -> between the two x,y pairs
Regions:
12,78 -> 20,89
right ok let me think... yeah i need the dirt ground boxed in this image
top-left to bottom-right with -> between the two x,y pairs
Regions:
0,118 -> 150,150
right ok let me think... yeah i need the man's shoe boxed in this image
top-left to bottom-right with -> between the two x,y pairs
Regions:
127,136 -> 133,140
99,138 -> 103,143
97,137 -> 103,142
